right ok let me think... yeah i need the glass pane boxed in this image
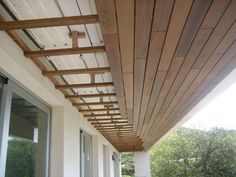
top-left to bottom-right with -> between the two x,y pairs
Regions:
5,93 -> 48,177
0,82 -> 3,107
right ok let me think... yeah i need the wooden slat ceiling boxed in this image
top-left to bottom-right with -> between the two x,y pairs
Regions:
1,0 -> 236,151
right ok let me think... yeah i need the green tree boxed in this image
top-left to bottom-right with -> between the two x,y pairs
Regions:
150,128 -> 236,177
5,138 -> 36,177
121,152 -> 135,177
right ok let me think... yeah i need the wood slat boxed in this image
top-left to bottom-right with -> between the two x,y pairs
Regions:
115,0 -> 134,70
134,0 -> 155,59
99,129 -> 134,133
0,15 -> 98,30
116,0 -> 134,123
95,124 -> 132,128
149,41 -> 236,147
133,0 -> 155,130
142,29 -> 212,138
95,123 -> 130,127
150,0 -> 235,135
133,59 -> 146,130
95,0 -> 127,118
66,93 -> 116,99
24,46 -> 105,58
91,121 -> 128,125
73,101 -> 118,106
84,113 -> 120,117
142,0 -> 212,138
140,0 -> 194,138
144,0 -> 236,143
137,0 -> 174,135
88,118 -> 125,121
96,127 -> 133,130
79,108 -> 119,112
55,82 -> 113,89
158,0 -> 193,71
42,67 -> 110,76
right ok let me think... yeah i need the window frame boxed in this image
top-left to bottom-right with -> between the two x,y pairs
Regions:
0,80 -> 51,177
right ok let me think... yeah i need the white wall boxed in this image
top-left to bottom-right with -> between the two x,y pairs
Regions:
0,31 -> 120,177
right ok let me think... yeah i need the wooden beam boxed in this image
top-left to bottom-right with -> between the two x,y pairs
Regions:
102,133 -> 136,136
55,82 -> 113,89
0,15 -> 98,30
99,130 -> 134,133
24,46 -> 105,58
95,124 -> 132,128
110,142 -> 143,146
100,131 -> 135,133
73,101 -> 118,106
88,118 -> 125,121
91,121 -> 128,125
79,107 -> 119,112
84,113 -> 120,117
71,31 -> 79,48
42,67 -> 110,76
97,127 -> 133,130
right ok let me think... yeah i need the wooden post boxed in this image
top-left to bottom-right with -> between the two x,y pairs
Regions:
70,31 -> 86,48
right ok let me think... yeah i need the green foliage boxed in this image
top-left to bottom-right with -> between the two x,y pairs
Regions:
150,128 -> 236,177
5,138 -> 36,177
121,152 -> 134,177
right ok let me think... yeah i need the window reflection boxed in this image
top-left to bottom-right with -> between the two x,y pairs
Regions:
5,93 -> 48,177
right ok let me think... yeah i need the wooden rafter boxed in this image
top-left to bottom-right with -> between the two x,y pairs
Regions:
102,133 -> 136,136
97,127 -> 133,130
66,93 -> 116,99
79,107 -> 119,112
55,82 -> 113,89
87,118 -> 125,121
95,124 -> 132,128
84,113 -> 120,117
91,121 -> 128,125
100,129 -> 134,133
42,67 -> 110,76
94,123 -> 129,126
73,101 -> 118,106
24,46 -> 105,58
109,142 -> 143,146
0,15 -> 98,30
92,123 -> 129,126
102,132 -> 136,134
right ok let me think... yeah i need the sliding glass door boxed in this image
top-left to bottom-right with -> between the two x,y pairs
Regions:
0,77 -> 50,177
80,130 -> 92,177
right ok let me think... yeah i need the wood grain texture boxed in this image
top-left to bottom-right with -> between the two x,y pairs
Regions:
0,15 -> 98,30
96,0 -> 127,120
158,0 -> 193,71
55,82 -> 113,89
142,0 -> 212,139
65,92 -> 116,98
24,46 -> 105,57
42,67 -> 110,76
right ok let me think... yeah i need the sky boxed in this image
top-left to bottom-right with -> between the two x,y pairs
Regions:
183,82 -> 236,130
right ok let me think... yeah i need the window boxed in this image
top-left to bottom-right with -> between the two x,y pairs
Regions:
0,79 -> 50,177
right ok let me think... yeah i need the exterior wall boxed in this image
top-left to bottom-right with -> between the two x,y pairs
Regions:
0,31 -> 120,177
